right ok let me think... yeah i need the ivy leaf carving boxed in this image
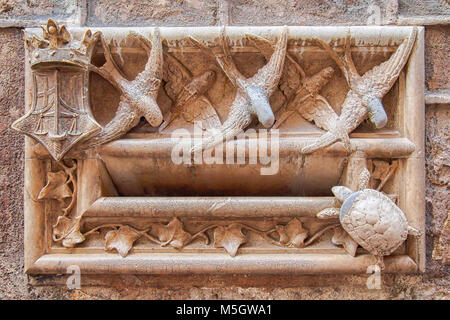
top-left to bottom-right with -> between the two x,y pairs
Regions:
151,218 -> 193,249
332,226 -> 358,256
213,224 -> 247,257
276,218 -> 309,248
105,226 -> 141,257
38,171 -> 72,200
52,216 -> 85,248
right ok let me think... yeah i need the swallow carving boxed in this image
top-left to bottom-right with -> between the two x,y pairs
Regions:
301,27 -> 417,154
159,51 -> 220,132
245,34 -> 335,130
80,29 -> 164,150
189,27 -> 288,152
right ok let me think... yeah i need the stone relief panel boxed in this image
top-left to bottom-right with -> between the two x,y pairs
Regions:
12,20 -> 426,274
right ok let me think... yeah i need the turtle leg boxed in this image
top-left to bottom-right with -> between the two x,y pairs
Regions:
374,255 -> 385,271
316,207 -> 340,219
407,225 -> 422,237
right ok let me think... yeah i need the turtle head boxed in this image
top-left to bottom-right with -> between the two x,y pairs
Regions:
331,186 -> 353,203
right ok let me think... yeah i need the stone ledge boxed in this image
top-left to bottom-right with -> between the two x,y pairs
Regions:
0,0 -> 85,27
397,15 -> 450,25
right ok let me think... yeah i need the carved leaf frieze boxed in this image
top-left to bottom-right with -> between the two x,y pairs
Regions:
105,226 -> 142,257
44,217 -> 339,258
37,160 -> 84,248
151,217 -> 198,249
38,170 -> 72,200
53,216 -> 85,248
213,224 -> 247,257
275,218 -> 308,248
331,227 -> 358,257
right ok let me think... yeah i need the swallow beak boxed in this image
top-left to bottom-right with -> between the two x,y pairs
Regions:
246,85 -> 274,128
366,97 -> 388,129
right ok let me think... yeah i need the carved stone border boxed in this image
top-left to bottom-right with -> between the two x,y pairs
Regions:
23,26 -> 425,275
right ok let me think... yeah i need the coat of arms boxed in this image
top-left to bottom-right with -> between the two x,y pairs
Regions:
12,19 -> 100,160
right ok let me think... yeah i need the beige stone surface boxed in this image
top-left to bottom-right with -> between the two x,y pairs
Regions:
0,0 -> 83,27
230,0 -> 399,25
0,27 -> 26,298
425,26 -> 450,90
425,104 -> 449,267
398,0 -> 450,17
86,0 -> 217,26
0,1 -> 449,300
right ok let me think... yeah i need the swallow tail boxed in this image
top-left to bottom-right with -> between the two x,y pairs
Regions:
301,131 -> 339,154
80,100 -> 140,150
190,122 -> 244,155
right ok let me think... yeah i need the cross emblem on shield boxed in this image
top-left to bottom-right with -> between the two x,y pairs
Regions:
12,68 -> 101,160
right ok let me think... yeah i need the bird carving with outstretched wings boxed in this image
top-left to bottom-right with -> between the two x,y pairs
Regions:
245,34 -> 336,131
301,28 -> 418,153
188,27 -> 288,152
159,51 -> 221,132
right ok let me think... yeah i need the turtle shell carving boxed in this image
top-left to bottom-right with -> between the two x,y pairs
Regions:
340,189 -> 409,256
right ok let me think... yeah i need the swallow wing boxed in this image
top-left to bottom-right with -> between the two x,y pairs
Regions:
294,95 -> 338,132
163,53 -> 220,130
131,29 -> 164,97
163,51 -> 192,102
188,30 -> 246,87
182,96 -> 221,130
360,28 -> 417,98
247,29 -> 288,95
246,33 -> 303,102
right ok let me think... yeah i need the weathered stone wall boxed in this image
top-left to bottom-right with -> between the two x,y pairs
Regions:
0,0 -> 448,299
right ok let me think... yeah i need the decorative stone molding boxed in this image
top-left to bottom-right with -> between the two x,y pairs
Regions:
13,20 -> 425,274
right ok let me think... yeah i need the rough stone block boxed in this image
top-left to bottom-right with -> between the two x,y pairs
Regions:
0,28 -> 26,297
425,104 -> 450,187
86,0 -> 217,26
425,26 -> 450,90
399,0 -> 450,17
0,0 -> 83,27
230,0 -> 398,25
397,1 -> 450,25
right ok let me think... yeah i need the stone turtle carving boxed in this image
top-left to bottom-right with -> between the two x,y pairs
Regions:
318,180 -> 421,269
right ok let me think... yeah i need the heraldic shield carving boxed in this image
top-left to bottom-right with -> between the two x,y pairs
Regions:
12,19 -> 100,160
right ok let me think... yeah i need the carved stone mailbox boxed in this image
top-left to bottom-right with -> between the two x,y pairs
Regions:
13,20 -> 425,274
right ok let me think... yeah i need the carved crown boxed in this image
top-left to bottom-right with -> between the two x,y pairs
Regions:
26,19 -> 99,68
